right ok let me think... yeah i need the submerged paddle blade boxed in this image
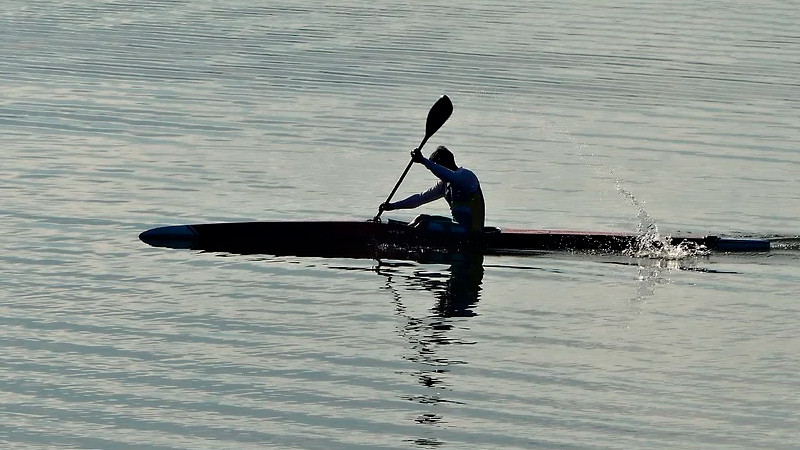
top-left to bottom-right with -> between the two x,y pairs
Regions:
423,94 -> 453,142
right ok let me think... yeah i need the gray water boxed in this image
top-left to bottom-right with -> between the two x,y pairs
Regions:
2,1 -> 800,448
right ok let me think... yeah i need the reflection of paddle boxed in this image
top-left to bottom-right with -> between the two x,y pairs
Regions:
373,95 -> 453,222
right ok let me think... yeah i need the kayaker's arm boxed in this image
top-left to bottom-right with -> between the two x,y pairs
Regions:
420,157 -> 457,181
381,181 -> 445,211
419,156 -> 480,193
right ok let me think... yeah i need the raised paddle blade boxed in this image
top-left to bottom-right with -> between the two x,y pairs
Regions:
422,94 -> 453,147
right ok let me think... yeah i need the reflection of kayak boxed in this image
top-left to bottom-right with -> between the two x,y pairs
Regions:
139,219 -> 770,258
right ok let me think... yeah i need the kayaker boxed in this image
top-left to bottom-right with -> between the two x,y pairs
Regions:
379,146 -> 485,233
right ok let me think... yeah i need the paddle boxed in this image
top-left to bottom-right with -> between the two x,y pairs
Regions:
373,94 -> 453,222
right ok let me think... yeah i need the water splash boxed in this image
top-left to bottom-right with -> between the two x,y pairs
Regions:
614,175 -> 709,259
542,121 -> 708,259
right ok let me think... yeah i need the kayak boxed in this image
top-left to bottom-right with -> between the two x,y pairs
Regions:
139,219 -> 770,258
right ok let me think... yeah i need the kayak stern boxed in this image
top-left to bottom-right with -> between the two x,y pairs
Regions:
712,237 -> 770,252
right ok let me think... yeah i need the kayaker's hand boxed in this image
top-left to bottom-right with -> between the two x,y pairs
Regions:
410,147 -> 424,163
379,202 -> 394,212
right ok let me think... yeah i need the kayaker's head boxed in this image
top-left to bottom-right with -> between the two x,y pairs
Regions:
430,146 -> 457,170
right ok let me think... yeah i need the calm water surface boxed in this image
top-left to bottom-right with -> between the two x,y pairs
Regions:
2,1 -> 799,448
